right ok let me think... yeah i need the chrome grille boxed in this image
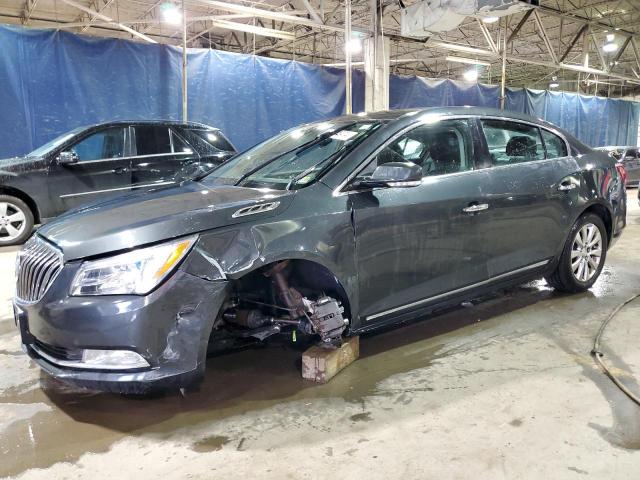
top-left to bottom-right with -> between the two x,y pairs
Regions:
15,237 -> 63,303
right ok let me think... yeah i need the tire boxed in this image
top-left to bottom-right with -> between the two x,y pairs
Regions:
545,213 -> 608,293
0,195 -> 34,246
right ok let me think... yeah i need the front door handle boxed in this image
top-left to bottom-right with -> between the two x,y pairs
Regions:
462,203 -> 489,214
113,167 -> 129,174
557,181 -> 577,191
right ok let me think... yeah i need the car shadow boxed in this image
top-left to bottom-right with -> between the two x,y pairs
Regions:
40,280 -> 569,435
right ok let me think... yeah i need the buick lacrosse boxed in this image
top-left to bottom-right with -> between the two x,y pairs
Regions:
14,107 -> 626,393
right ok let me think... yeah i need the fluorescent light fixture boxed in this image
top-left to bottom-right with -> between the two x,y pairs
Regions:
603,42 -> 618,52
446,56 -> 490,66
482,16 -> 499,24
463,68 -> 479,82
160,2 -> 182,25
346,37 -> 362,54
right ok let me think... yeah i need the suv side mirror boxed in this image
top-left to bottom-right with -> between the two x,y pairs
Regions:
57,151 -> 79,165
352,161 -> 423,189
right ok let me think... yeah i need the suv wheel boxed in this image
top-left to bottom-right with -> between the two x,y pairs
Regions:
545,213 -> 607,293
0,195 -> 34,246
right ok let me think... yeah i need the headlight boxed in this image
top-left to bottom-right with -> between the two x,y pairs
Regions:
70,236 -> 196,296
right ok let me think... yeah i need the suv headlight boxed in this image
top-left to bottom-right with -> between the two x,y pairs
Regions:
70,236 -> 196,296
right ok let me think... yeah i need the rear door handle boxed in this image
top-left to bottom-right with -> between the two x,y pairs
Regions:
557,181 -> 577,191
462,203 -> 489,213
113,167 -> 129,174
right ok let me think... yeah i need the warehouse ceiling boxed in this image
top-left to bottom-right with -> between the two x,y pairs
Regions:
1,0 -> 639,97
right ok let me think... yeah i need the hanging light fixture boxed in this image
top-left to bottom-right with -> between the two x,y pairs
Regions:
549,76 -> 560,89
482,16 -> 499,24
160,2 -> 182,25
463,68 -> 479,82
345,37 -> 362,54
603,33 -> 618,53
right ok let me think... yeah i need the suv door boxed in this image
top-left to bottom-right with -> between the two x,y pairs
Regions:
130,125 -> 199,190
348,118 -> 492,324
476,118 -> 580,276
175,127 -> 236,172
48,126 -> 132,212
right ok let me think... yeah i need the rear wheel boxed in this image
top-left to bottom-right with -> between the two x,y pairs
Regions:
546,213 -> 607,293
0,195 -> 34,246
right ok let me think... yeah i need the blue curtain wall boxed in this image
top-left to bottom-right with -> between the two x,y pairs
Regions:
0,23 -> 638,158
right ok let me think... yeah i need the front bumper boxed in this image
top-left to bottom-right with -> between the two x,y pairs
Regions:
15,264 -> 229,393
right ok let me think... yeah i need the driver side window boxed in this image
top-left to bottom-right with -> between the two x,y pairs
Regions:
71,127 -> 126,162
360,119 -> 474,178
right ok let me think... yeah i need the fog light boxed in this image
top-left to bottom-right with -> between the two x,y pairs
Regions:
81,349 -> 150,370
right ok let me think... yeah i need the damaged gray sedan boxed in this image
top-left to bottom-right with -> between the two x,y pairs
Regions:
13,107 -> 626,393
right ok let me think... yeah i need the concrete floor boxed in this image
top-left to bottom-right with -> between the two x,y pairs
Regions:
1,195 -> 639,480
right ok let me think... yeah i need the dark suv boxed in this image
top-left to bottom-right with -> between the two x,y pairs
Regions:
0,120 -> 235,245
13,108 -> 626,394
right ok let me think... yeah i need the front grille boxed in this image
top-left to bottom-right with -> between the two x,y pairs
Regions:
15,236 -> 63,303
33,338 -> 82,362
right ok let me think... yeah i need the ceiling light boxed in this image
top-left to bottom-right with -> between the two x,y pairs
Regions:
606,33 -> 615,42
482,16 -> 499,24
549,77 -> 560,89
345,37 -> 362,54
446,56 -> 490,66
463,68 -> 478,82
603,42 -> 618,52
160,2 -> 182,25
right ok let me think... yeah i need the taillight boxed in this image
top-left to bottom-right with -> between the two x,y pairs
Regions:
615,163 -> 628,186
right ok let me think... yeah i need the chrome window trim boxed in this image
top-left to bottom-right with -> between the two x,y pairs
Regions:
73,152 -> 193,166
334,114 -> 572,197
366,259 -> 550,322
59,180 -> 175,199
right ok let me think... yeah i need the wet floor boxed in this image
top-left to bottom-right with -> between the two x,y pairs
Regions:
1,197 -> 639,479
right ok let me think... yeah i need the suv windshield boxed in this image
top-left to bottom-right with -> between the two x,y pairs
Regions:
27,126 -> 87,157
201,120 -> 381,190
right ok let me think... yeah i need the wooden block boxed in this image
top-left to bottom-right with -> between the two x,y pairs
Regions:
302,336 -> 360,383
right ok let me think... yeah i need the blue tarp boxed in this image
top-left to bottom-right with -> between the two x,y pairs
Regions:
0,23 -> 638,158
390,76 -> 640,147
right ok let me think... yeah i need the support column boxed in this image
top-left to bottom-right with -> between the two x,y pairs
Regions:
345,0 -> 352,114
181,0 -> 188,122
500,16 -> 507,110
364,34 -> 389,112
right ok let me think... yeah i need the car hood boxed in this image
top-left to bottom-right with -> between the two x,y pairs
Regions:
38,182 -> 294,261
0,156 -> 41,175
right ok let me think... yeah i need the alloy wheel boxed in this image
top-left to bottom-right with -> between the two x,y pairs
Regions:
0,201 -> 27,242
570,223 -> 602,282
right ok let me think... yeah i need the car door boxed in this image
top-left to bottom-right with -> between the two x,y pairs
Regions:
622,148 -> 640,185
475,118 -> 579,277
347,118 -> 492,323
48,126 -> 132,212
175,127 -> 236,173
130,125 -> 200,190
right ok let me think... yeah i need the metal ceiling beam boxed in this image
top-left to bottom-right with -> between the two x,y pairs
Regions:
60,0 -> 157,43
201,19 -> 296,41
80,0 -> 116,33
191,0 -> 345,33
532,10 -> 558,64
507,9 -> 533,45
21,0 -> 38,25
558,23 -> 589,63
476,18 -> 498,54
300,0 -> 323,24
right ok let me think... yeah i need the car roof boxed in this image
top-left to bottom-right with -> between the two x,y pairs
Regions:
85,120 -> 221,130
330,106 -> 563,129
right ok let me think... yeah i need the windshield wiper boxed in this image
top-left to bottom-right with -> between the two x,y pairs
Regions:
234,123 -> 358,188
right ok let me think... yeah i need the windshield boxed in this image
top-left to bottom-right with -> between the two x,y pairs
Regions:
27,126 -> 87,157
201,120 -> 381,190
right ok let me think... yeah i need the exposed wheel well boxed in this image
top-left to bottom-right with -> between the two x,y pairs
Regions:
581,204 -> 612,243
231,259 -> 352,322
0,186 -> 40,223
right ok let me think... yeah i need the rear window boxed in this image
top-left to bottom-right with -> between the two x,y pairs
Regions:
178,128 -> 235,155
135,126 -> 172,155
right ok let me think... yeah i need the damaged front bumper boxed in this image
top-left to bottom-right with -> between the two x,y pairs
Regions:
15,263 -> 229,393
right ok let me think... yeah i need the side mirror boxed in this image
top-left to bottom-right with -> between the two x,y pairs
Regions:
57,151 -> 78,165
352,161 -> 422,189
